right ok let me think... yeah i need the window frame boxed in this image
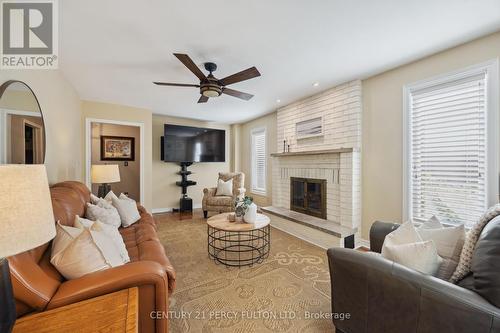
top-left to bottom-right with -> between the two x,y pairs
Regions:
250,126 -> 267,196
403,59 -> 499,224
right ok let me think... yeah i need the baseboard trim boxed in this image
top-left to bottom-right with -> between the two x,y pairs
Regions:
152,207 -> 172,214
356,238 -> 370,249
152,204 -> 202,214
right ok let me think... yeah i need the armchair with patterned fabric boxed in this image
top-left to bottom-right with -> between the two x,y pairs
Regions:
202,172 -> 245,218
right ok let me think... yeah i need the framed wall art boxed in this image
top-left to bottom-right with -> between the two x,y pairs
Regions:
100,136 -> 135,161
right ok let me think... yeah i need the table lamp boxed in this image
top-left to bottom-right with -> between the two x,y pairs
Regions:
0,165 -> 56,333
91,164 -> 121,197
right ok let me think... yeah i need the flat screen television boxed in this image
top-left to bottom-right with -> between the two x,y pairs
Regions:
161,124 -> 225,162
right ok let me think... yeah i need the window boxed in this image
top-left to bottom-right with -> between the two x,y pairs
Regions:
251,127 -> 266,195
404,61 -> 499,227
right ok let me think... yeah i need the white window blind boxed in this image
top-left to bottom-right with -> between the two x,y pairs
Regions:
251,128 -> 266,195
408,71 -> 488,227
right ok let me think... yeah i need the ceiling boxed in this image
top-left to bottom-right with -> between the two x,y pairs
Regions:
60,0 -> 500,124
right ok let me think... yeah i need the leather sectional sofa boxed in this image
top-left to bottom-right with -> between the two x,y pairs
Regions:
7,181 -> 175,333
328,221 -> 500,333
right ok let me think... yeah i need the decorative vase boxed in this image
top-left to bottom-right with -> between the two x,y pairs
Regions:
243,203 -> 257,223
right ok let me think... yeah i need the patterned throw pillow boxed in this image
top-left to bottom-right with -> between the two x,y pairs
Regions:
86,202 -> 121,228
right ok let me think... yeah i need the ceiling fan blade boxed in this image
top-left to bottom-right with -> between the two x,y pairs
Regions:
222,88 -> 254,101
198,95 -> 209,103
153,82 -> 200,87
173,53 -> 207,81
219,67 -> 261,86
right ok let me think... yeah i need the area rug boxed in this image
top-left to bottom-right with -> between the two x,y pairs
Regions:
155,210 -> 335,333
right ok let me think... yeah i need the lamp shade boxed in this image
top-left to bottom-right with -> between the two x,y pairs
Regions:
91,164 -> 120,184
0,165 -> 56,258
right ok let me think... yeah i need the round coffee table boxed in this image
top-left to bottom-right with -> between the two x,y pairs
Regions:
207,212 -> 270,267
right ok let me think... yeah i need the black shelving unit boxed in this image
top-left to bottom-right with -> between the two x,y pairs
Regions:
175,162 -> 196,212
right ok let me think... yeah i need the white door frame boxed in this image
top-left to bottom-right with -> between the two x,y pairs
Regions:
0,108 -> 42,164
85,117 -> 145,205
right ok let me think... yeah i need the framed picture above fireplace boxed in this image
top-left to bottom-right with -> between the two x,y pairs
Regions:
296,116 -> 323,139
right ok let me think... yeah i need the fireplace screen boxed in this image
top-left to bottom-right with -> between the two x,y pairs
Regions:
290,177 -> 327,219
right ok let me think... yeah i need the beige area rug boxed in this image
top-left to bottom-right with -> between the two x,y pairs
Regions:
155,210 -> 335,333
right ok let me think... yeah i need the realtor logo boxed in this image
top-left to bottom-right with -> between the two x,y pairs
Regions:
1,0 -> 58,69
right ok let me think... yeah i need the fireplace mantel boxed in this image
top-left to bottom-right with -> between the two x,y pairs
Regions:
270,147 -> 357,157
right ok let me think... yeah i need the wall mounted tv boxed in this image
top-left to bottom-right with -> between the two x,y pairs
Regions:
161,124 -> 225,163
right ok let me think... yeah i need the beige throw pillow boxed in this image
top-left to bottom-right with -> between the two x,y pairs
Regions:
112,195 -> 141,227
75,216 -> 130,263
382,221 -> 442,275
417,218 -> 465,280
50,222 -> 121,280
216,178 -> 233,196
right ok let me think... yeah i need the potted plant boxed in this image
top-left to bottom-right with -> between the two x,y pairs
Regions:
234,196 -> 257,223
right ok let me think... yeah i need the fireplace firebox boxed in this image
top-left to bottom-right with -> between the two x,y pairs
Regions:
290,177 -> 327,219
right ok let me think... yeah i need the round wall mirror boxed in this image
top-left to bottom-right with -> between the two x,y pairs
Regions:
0,80 -> 45,164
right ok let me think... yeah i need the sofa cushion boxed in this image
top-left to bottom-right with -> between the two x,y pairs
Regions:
207,195 -> 233,206
471,215 -> 500,307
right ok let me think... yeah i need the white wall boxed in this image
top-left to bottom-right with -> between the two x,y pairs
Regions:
362,31 -> 500,239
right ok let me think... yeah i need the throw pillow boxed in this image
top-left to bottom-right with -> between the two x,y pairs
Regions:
111,196 -> 141,227
85,202 -> 121,228
50,221 -> 124,280
417,215 -> 442,229
75,216 -> 130,263
417,220 -> 465,280
104,190 -> 119,202
382,221 -> 441,275
90,193 -> 100,205
216,178 -> 233,196
385,240 -> 442,275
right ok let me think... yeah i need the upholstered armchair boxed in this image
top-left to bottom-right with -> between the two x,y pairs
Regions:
202,172 -> 245,218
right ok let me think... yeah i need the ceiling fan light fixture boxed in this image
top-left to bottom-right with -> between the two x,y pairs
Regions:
200,84 -> 222,98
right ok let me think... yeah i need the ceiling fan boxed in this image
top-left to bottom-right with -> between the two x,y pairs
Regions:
154,53 -> 261,103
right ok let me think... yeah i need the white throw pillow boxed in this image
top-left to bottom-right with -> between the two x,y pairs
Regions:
417,219 -> 465,280
216,178 -> 233,196
50,221 -> 123,280
418,215 -> 442,230
382,221 -> 442,275
104,190 -> 119,202
75,216 -> 130,263
85,202 -> 121,228
112,196 -> 141,227
385,240 -> 442,275
90,193 -> 100,205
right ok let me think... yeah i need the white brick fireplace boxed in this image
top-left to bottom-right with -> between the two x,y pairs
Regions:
270,80 -> 362,234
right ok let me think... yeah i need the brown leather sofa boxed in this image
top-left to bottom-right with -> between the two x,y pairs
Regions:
7,181 -> 175,333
